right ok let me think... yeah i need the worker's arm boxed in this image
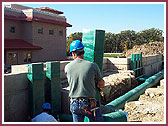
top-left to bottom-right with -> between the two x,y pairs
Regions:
97,79 -> 105,88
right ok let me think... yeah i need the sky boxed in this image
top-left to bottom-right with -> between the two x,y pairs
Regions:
18,3 -> 165,36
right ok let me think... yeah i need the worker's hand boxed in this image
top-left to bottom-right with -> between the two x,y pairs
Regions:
97,79 -> 105,88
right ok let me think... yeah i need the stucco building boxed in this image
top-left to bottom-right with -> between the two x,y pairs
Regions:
4,4 -> 72,65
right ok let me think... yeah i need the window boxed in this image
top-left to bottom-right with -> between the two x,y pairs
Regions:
10,26 -> 15,33
59,30 -> 63,36
23,52 -> 32,63
49,29 -> 54,35
7,52 -> 18,65
38,27 -> 43,34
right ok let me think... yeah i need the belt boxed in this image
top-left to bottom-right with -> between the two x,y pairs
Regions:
72,97 -> 92,100
71,97 -> 96,102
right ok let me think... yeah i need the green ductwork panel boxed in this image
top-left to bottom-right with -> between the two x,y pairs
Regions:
131,53 -> 142,77
131,54 -> 136,73
46,61 -> 61,117
82,30 -> 105,73
82,29 -> 105,101
136,54 -> 139,76
106,70 -> 164,110
139,52 -> 142,75
27,63 -> 45,117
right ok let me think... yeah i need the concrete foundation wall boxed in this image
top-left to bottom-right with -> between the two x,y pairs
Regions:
4,54 -> 164,121
142,54 -> 163,76
4,73 -> 29,122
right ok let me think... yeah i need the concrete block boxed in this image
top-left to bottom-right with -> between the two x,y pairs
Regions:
11,64 -> 28,74
61,88 -> 70,114
60,61 -> 70,80
60,61 -> 70,72
144,65 -> 152,76
103,58 -> 108,64
107,58 -> 130,65
4,73 -> 28,94
142,57 -> 148,66
115,64 -> 130,70
4,90 -> 29,122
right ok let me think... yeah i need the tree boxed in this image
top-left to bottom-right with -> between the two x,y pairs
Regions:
136,28 -> 163,45
66,28 -> 163,55
66,32 -> 82,55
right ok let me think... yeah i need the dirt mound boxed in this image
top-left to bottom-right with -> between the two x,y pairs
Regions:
120,41 -> 164,58
124,79 -> 165,122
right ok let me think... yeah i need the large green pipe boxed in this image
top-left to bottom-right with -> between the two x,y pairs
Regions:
84,110 -> 128,122
60,111 -> 128,122
106,70 -> 164,109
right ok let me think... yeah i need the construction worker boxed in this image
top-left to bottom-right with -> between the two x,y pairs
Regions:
65,40 -> 105,122
32,102 -> 58,122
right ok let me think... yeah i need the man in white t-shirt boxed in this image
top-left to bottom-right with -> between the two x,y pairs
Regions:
32,102 -> 58,122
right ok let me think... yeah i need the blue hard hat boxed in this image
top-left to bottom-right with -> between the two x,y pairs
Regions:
70,40 -> 84,53
42,102 -> 51,109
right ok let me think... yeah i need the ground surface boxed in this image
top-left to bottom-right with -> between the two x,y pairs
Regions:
124,80 -> 164,122
120,41 -> 164,57
101,71 -> 164,122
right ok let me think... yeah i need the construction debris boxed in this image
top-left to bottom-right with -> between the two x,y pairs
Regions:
120,41 -> 164,58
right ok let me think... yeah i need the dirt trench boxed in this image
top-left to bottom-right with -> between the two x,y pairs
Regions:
101,71 -> 164,122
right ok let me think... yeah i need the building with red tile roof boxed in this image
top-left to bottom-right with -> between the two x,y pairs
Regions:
4,4 -> 72,65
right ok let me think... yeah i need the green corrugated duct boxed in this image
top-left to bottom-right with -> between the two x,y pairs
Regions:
106,70 -> 164,110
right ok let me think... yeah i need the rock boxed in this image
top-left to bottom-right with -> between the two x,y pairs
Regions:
101,72 -> 138,104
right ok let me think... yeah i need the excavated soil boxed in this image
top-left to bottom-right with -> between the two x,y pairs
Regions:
120,41 -> 164,58
101,71 -> 139,105
124,80 -> 165,122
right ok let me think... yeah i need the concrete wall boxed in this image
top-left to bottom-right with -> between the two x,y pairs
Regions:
142,54 -> 163,76
103,54 -> 163,77
4,54 -> 164,121
4,73 -> 29,122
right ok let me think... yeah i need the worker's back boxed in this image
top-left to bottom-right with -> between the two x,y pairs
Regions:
65,59 -> 102,98
32,112 -> 58,122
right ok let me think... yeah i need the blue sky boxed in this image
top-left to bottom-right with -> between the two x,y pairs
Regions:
19,3 -> 165,36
